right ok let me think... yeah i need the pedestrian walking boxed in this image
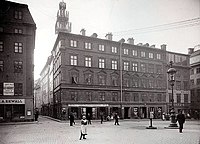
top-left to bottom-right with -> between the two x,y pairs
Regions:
87,113 -> 92,125
34,108 -> 39,122
79,115 -> 87,140
69,112 -> 74,126
162,112 -> 165,121
114,112 -> 119,125
100,112 -> 104,124
176,110 -> 186,133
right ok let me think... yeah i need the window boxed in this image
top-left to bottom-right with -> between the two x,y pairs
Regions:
70,91 -> 78,101
123,78 -> 130,87
14,28 -> 23,34
111,46 -> 117,53
197,67 -> 200,74
123,48 -> 129,55
112,92 -> 118,101
14,11 -> 22,19
132,50 -> 137,56
149,53 -> 153,59
149,79 -> 154,88
177,94 -> 181,103
14,61 -> 23,73
132,78 -> 139,87
99,58 -> 105,68
85,57 -> 92,67
14,42 -> 23,53
157,94 -> 162,102
98,75 -> 106,85
132,62 -> 138,71
141,51 -> 145,57
148,64 -> 154,73
125,93 -> 130,101
111,60 -> 117,70
141,79 -> 147,88
70,55 -> 77,65
99,92 -> 105,101
133,93 -> 139,101
190,79 -> 194,86
176,81 -> 181,90
183,81 -> 189,90
84,42 -> 92,49
85,74 -> 93,85
157,53 -> 161,59
70,40 -> 77,47
123,61 -> 129,71
111,76 -> 118,86
140,63 -> 146,72
99,44 -> 105,51
197,78 -> 200,85
0,61 -> 3,72
190,69 -> 194,75
169,93 -> 172,103
156,65 -> 162,74
14,83 -> 23,96
184,94 -> 188,103
0,41 -> 3,52
86,92 -> 92,101
71,72 -> 79,84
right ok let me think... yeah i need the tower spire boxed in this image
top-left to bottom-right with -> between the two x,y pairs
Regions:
55,0 -> 72,34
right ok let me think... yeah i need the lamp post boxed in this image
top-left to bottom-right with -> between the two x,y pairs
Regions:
119,38 -> 125,119
167,61 -> 178,128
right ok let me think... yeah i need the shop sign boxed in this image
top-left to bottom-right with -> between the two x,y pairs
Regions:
0,99 -> 25,104
3,83 -> 14,95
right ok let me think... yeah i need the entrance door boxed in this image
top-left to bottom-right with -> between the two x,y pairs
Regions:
86,107 -> 92,119
5,105 -> 12,121
124,107 -> 130,119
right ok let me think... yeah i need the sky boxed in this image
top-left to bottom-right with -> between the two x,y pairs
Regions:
11,0 -> 200,80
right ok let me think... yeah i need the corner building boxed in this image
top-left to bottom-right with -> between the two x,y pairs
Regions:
52,32 -> 168,120
0,1 -> 36,122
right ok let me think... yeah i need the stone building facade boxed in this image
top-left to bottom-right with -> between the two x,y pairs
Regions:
0,1 -> 36,122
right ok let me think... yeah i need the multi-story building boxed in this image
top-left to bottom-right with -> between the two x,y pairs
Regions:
189,45 -> 200,118
52,30 -> 169,120
166,52 -> 191,115
34,79 -> 42,111
39,55 -> 53,116
0,1 -> 36,122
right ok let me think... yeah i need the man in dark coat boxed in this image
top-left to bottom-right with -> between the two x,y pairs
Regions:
87,113 -> 92,125
35,108 -> 39,122
114,112 -> 119,125
69,112 -> 74,126
176,110 -> 186,133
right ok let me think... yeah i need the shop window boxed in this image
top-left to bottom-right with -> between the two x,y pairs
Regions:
13,105 -> 25,119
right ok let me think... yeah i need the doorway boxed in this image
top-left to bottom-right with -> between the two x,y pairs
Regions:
124,107 -> 130,119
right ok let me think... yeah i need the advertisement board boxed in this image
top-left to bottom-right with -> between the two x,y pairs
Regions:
3,83 -> 14,95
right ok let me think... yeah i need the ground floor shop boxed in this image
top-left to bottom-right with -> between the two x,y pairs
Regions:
53,103 -> 167,120
0,99 -> 34,122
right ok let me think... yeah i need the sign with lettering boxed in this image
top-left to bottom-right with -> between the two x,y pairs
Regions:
0,99 -> 25,104
3,83 -> 14,95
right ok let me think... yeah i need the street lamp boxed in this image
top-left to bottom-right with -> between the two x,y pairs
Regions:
167,61 -> 178,127
119,38 -> 125,119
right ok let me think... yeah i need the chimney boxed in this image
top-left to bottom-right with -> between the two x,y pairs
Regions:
127,38 -> 134,45
188,48 -> 194,55
80,28 -> 86,36
161,44 -> 166,51
150,45 -> 155,48
91,33 -> 98,38
143,43 -> 149,47
105,33 -> 113,41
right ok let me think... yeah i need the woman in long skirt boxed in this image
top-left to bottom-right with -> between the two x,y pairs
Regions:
79,115 -> 87,140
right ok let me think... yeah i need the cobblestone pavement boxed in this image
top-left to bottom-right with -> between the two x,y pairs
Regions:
0,117 -> 200,144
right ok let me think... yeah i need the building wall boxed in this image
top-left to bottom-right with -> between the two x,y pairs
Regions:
0,1 -> 36,122
189,46 -> 200,118
52,32 -> 168,119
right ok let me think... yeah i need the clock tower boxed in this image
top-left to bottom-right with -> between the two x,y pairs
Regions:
55,1 -> 72,34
